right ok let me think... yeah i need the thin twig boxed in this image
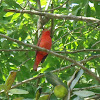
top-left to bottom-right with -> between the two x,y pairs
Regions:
73,85 -> 100,91
27,0 -> 33,10
91,40 -> 100,48
56,49 -> 100,53
17,57 -> 32,69
45,0 -> 51,10
50,2 -> 54,37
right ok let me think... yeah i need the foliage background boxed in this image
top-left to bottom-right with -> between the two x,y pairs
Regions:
0,0 -> 100,100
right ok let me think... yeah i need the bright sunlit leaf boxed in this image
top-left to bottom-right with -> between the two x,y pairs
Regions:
4,12 -> 14,17
41,0 -> 47,6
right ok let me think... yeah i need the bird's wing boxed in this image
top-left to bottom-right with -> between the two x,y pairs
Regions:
41,54 -> 48,63
35,37 -> 42,57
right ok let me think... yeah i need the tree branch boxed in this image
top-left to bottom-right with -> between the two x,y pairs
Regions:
0,49 -> 33,52
0,49 -> 100,53
0,33 -> 100,83
0,54 -> 100,94
4,9 -> 100,23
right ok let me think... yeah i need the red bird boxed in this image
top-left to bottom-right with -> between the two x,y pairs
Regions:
33,29 -> 52,71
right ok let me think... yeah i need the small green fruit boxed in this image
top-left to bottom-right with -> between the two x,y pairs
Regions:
54,85 -> 67,98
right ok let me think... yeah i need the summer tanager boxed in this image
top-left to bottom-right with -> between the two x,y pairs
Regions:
33,29 -> 52,71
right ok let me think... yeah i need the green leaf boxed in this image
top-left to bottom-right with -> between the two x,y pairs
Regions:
94,1 -> 100,17
73,90 -> 95,97
76,7 -> 81,16
17,0 -> 23,4
69,0 -> 88,7
5,71 -> 17,90
45,72 -> 67,88
5,0 -> 22,8
4,12 -> 14,17
70,69 -> 84,90
35,87 -> 42,100
23,14 -> 30,19
10,13 -> 21,23
86,4 -> 91,17
1,40 -> 9,49
41,0 -> 47,6
9,88 -> 29,94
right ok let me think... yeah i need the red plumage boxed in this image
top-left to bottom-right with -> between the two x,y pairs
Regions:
33,29 -> 52,71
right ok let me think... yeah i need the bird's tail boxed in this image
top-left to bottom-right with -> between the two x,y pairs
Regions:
33,63 -> 38,71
